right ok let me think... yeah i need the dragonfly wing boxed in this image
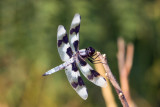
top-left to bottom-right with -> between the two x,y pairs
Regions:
76,55 -> 107,87
57,25 -> 73,62
65,61 -> 88,100
69,13 -> 81,53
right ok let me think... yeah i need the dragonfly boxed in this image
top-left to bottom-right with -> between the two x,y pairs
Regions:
43,13 -> 107,100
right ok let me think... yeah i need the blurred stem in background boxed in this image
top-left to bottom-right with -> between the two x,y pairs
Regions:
94,37 -> 136,107
117,37 -> 136,107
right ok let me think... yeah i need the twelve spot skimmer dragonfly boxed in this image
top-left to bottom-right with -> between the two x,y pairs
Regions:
43,13 -> 107,100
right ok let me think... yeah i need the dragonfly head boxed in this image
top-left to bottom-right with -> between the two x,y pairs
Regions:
87,47 -> 95,56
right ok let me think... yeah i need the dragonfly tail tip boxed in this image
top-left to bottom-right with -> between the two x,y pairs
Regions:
42,73 -> 48,76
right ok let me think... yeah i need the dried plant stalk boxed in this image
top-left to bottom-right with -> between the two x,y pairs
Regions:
96,52 -> 129,107
94,56 -> 117,107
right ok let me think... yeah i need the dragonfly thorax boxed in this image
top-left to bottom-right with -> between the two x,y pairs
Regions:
78,47 -> 95,59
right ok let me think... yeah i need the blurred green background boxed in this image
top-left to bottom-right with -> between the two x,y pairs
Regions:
0,0 -> 160,107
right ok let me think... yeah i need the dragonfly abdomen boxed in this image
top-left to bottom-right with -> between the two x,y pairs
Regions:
43,58 -> 74,76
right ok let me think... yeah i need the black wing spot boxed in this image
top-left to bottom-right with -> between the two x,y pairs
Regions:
75,24 -> 80,34
78,76 -> 85,86
70,24 -> 80,34
66,47 -> 73,58
71,82 -> 78,88
78,55 -> 87,66
73,40 -> 79,52
58,40 -> 63,47
63,34 -> 68,44
88,70 -> 100,80
72,61 -> 78,72
91,69 -> 100,77
71,76 -> 85,88
87,75 -> 93,80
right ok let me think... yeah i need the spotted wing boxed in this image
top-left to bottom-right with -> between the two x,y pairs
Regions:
57,25 -> 73,62
65,61 -> 88,100
76,55 -> 107,87
69,13 -> 81,53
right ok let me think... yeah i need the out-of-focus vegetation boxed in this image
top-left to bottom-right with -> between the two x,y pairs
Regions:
0,0 -> 160,107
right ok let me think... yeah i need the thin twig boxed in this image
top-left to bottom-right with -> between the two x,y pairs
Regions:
97,52 -> 129,107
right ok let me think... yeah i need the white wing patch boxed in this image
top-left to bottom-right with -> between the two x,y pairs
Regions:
65,61 -> 88,100
76,55 -> 107,87
69,13 -> 81,53
57,25 -> 73,62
